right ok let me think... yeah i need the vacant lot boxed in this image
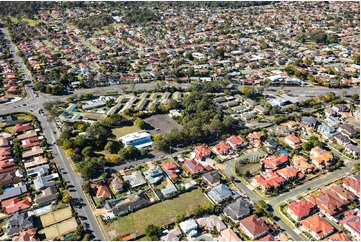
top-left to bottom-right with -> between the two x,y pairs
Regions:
37,218 -> 78,240
39,207 -> 72,227
235,162 -> 261,176
144,114 -> 183,136
111,124 -> 140,140
105,188 -> 210,238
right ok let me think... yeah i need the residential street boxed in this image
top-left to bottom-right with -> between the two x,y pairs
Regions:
0,25 -> 105,241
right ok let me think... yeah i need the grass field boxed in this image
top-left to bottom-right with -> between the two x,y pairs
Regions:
111,124 -> 140,140
15,114 -> 33,122
38,218 -> 78,240
4,126 -> 15,134
22,17 -> 42,26
104,189 -> 210,238
40,207 -> 72,227
9,16 -> 18,23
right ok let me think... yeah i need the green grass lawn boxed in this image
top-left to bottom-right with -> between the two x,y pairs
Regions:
5,126 -> 16,134
274,203 -> 296,229
22,17 -> 42,26
111,124 -> 140,140
105,189 -> 210,238
9,16 -> 19,23
16,114 -> 33,122
153,179 -> 168,191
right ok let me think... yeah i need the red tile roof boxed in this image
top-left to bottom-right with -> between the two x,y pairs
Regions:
12,228 -> 38,241
263,154 -> 289,170
301,215 -> 334,239
213,141 -> 234,156
0,147 -> 12,161
193,145 -> 211,161
95,184 -> 111,198
239,215 -> 270,238
277,166 -> 304,180
161,161 -> 180,179
14,123 -> 34,132
343,176 -> 360,197
1,196 -> 31,214
0,159 -> 17,174
340,212 -> 360,235
226,135 -> 248,148
253,171 -> 286,190
183,159 -> 206,175
326,232 -> 350,241
288,200 -> 316,219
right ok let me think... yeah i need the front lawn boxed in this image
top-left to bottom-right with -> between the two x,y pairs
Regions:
104,188 -> 210,238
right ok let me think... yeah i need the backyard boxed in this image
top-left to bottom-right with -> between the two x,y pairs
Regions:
104,188 -> 210,238
38,207 -> 72,228
37,218 -> 78,240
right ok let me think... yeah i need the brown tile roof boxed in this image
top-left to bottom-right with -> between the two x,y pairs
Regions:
301,215 -> 334,239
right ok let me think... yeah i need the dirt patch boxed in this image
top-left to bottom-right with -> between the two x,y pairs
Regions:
144,114 -> 183,136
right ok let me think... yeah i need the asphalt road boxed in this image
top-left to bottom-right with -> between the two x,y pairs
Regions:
224,151 -> 354,241
0,26 -> 105,241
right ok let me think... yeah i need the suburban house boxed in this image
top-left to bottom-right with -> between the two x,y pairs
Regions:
93,183 -> 112,199
332,133 -> 351,146
277,166 -> 305,181
342,176 -> 360,197
161,161 -> 180,179
287,200 -> 317,221
327,232 -> 350,241
264,138 -> 283,152
183,159 -> 209,175
301,116 -> 318,128
191,144 -> 212,161
219,228 -> 241,241
263,154 -> 289,171
252,171 -> 286,191
223,198 -> 251,221
301,214 -> 334,240
13,123 -> 34,133
284,135 -> 302,148
143,166 -> 164,184
179,219 -> 198,237
11,228 -> 37,241
247,132 -> 262,147
226,135 -> 248,149
317,124 -> 337,140
212,141 -> 235,156
344,144 -> 360,157
201,171 -> 221,187
340,210 -> 360,241
306,188 -> 345,217
310,147 -> 334,169
338,124 -> 358,138
161,185 -> 178,198
196,215 -> 227,232
6,211 -> 34,237
160,227 -> 182,241
239,215 -> 270,240
207,184 -> 233,204
123,171 -> 147,188
292,155 -> 316,174
110,177 -> 124,194
1,197 -> 31,214
106,192 -> 150,217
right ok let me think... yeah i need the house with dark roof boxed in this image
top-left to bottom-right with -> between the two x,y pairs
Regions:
344,144 -> 360,157
287,200 -> 317,221
239,215 -> 270,240
301,116 -> 318,128
338,124 -> 358,138
207,184 -> 233,204
143,166 -> 164,184
108,192 -> 151,216
34,185 -> 57,205
223,198 -> 251,221
201,171 -> 221,187
264,138 -> 283,152
6,212 -> 34,237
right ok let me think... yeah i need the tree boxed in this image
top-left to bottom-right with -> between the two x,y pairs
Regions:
62,191 -> 72,204
118,146 -> 140,160
104,141 -> 118,154
82,146 -> 94,157
145,224 -> 161,241
80,159 -> 102,180
134,118 -> 146,129
153,133 -> 162,142
351,94 -> 359,103
81,181 -> 91,194
107,154 -> 121,164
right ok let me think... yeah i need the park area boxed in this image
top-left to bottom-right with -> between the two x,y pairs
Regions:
37,218 -> 78,240
104,188 -> 210,239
